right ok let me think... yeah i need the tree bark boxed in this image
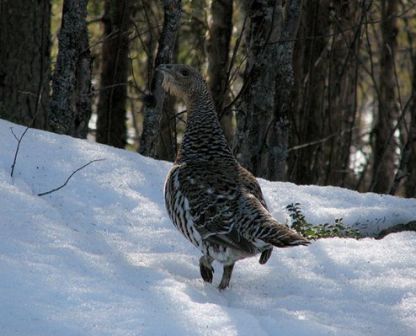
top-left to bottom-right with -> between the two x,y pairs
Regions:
405,102 -> 416,196
370,0 -> 399,193
139,0 -> 182,158
288,0 -> 330,185
324,1 -> 361,187
49,0 -> 92,138
206,0 -> 234,144
73,30 -> 92,139
235,0 -> 302,181
184,0 -> 206,69
0,0 -> 50,129
234,0 -> 283,177
265,0 -> 302,181
155,84 -> 177,161
96,0 -> 134,148
403,36 -> 416,197
287,1 -> 365,188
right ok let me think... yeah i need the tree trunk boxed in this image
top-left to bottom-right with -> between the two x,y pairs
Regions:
155,87 -> 177,161
234,0 -> 283,177
154,0 -> 207,161
139,0 -> 182,158
288,0 -> 330,185
370,0 -> 398,193
405,101 -> 416,197
184,0 -> 206,69
235,0 -> 302,181
264,0 -> 302,181
0,0 -> 50,129
403,32 -> 416,197
206,0 -> 234,144
324,1 -> 361,187
73,29 -> 92,139
49,0 -> 91,137
96,0 -> 134,148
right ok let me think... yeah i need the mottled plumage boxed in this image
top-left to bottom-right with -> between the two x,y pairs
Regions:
160,64 -> 309,289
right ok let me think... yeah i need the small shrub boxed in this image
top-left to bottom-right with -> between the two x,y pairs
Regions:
286,203 -> 361,239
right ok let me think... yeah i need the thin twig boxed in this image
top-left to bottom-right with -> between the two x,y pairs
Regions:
37,159 -> 105,197
288,127 -> 362,152
10,127 -> 30,178
9,127 -> 19,141
87,16 -> 104,25
11,1 -> 48,177
265,2 -> 416,46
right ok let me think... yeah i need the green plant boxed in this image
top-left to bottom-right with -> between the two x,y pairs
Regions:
286,203 -> 361,239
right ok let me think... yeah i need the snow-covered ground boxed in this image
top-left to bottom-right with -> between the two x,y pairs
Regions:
0,119 -> 415,336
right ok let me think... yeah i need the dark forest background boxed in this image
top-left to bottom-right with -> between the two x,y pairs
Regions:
1,0 -> 416,197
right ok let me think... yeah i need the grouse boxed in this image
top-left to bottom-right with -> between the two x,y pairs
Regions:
160,64 -> 309,289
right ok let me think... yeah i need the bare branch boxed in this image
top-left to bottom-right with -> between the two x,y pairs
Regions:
375,220 -> 416,239
37,159 -> 105,197
9,127 -> 19,141
10,127 -> 30,178
288,127 -> 362,153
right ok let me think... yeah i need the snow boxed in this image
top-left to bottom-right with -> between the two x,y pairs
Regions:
0,119 -> 415,336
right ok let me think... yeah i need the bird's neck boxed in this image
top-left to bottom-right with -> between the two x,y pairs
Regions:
176,89 -> 234,163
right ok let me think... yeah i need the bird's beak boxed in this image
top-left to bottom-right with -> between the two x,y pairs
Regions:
156,64 -> 174,76
158,64 -> 175,95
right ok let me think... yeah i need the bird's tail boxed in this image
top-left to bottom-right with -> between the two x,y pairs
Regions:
257,218 -> 310,248
243,192 -> 310,248
264,224 -> 310,248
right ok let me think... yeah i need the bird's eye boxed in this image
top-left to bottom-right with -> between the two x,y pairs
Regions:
180,69 -> 189,77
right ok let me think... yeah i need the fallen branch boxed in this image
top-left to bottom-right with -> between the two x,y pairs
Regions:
375,221 -> 416,240
38,159 -> 105,197
10,126 -> 30,178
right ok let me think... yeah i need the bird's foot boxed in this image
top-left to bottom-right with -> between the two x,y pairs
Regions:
199,256 -> 214,283
218,263 -> 234,290
259,247 -> 273,264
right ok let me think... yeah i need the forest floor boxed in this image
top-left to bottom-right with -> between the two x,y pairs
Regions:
1,119 -> 416,336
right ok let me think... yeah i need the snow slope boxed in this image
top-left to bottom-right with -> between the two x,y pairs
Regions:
0,119 -> 415,336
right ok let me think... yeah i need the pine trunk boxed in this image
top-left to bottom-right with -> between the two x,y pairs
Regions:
139,0 -> 182,158
371,0 -> 398,193
264,0 -> 302,181
0,0 -> 50,129
155,94 -> 177,161
234,0 -> 283,177
49,0 -> 91,137
73,29 -> 92,139
324,1 -> 360,187
96,0 -> 133,148
206,0 -> 233,143
406,104 -> 416,197
288,0 -> 330,185
403,41 -> 416,197
235,0 -> 302,181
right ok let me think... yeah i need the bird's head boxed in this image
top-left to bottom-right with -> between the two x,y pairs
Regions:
157,64 -> 206,101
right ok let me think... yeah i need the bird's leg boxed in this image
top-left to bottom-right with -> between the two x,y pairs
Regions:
199,255 -> 214,283
218,263 -> 235,290
259,247 -> 273,264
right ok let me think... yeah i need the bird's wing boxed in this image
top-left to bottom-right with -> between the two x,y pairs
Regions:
237,165 -> 274,263
177,161 -> 256,254
241,192 -> 309,248
238,165 -> 268,209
